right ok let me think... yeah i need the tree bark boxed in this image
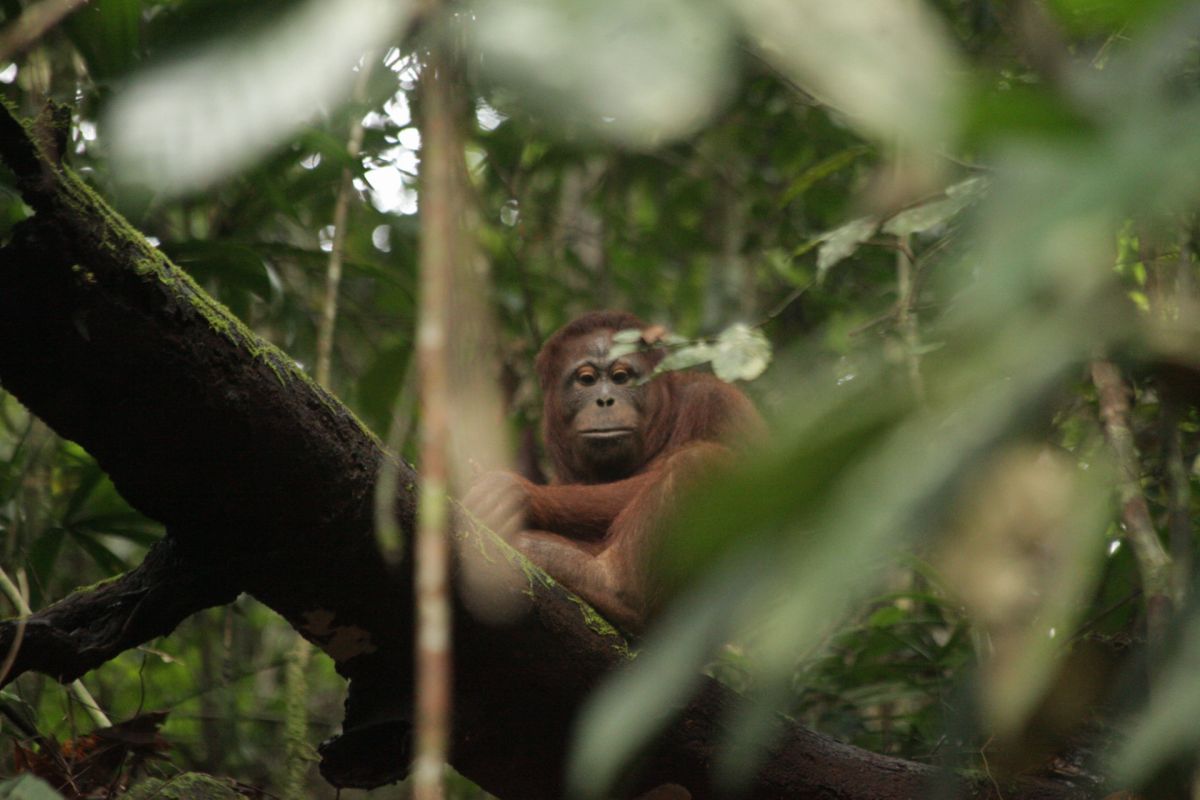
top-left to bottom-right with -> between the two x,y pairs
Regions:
0,101 -> 1090,800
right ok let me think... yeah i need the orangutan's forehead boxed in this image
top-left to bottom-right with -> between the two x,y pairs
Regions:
584,331 -> 614,360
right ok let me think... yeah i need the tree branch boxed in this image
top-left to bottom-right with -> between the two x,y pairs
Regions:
0,537 -> 238,686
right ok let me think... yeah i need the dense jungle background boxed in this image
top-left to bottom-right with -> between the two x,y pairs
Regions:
3,0 -> 1200,797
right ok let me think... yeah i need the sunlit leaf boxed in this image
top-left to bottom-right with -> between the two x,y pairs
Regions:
107,0 -> 414,193
654,344 -> 714,374
709,324 -> 771,383
471,0 -> 734,146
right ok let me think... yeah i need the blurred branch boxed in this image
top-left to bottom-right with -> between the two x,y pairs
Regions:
414,22 -> 460,799
1091,359 -> 1173,638
892,142 -> 925,404
0,0 -> 86,64
895,235 -> 925,404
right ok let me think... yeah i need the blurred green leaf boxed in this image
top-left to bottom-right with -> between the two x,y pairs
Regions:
1112,608 -> 1200,785
780,145 -> 872,208
472,0 -> 734,146
353,336 -> 413,438
961,82 -> 1098,149
67,528 -> 129,574
27,528 -> 66,608
568,557 -> 758,799
0,185 -> 31,242
0,775 -> 64,800
165,240 -> 279,316
107,0 -> 415,193
1048,0 -> 1177,33
736,0 -> 963,149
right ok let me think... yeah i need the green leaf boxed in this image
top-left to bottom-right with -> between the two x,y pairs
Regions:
0,186 -> 32,241
62,463 -> 105,522
125,774 -> 244,800
0,691 -> 39,738
28,528 -> 66,608
961,82 -> 1097,148
67,529 -> 129,574
0,775 -> 65,800
353,336 -> 413,438
779,145 -> 871,207
866,606 -> 906,628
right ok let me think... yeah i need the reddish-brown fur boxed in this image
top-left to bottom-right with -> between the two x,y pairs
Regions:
467,311 -> 762,633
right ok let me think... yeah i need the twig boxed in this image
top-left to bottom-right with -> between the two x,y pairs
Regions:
895,235 -> 925,404
891,144 -> 925,404
764,281 -> 812,321
314,56 -> 375,389
0,567 -> 28,688
0,565 -> 111,727
1090,359 -> 1173,643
